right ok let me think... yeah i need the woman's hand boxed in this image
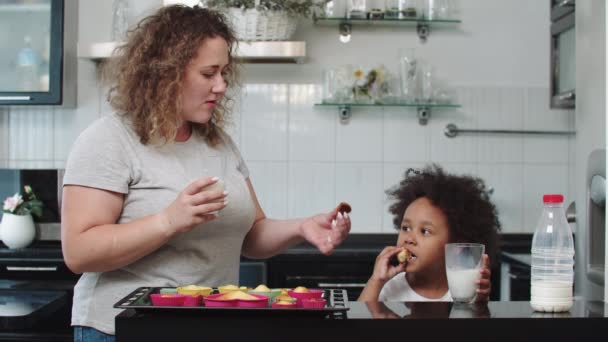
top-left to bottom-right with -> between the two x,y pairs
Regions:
370,246 -> 407,283
158,177 -> 227,236
475,254 -> 492,302
299,203 -> 351,255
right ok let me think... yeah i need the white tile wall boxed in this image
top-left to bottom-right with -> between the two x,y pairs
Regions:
237,84 -> 574,234
287,161 -> 335,218
240,84 -> 289,161
8,107 -> 54,167
247,161 -> 288,219
288,85 -> 335,162
335,107 -> 384,162
0,108 -> 8,168
0,84 -> 575,234
335,162 -> 384,233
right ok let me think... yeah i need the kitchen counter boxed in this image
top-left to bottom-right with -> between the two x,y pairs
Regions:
115,300 -> 607,341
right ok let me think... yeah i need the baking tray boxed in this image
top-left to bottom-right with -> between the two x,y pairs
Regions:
114,287 -> 349,318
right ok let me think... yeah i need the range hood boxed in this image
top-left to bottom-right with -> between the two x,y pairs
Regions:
78,41 -> 306,64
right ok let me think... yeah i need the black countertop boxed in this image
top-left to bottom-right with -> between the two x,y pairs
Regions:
116,300 -> 607,341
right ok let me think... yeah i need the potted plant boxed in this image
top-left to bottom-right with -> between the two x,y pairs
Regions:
1,185 -> 44,249
206,0 -> 327,41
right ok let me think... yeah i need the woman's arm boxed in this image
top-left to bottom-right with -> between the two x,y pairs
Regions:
61,177 -> 226,274
241,179 -> 350,259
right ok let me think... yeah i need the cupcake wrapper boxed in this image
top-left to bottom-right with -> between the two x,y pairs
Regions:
301,298 -> 327,309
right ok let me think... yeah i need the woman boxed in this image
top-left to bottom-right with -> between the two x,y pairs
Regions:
61,5 -> 351,340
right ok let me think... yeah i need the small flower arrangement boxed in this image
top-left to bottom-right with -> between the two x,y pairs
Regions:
352,65 -> 390,103
206,0 -> 327,18
2,185 -> 43,218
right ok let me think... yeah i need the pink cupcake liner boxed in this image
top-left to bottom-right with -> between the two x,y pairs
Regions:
203,293 -> 237,307
182,295 -> 202,307
149,294 -> 186,307
301,298 -> 327,309
288,289 -> 324,307
271,302 -> 297,309
237,294 -> 269,308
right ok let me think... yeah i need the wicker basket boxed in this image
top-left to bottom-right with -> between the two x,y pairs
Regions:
227,7 -> 297,41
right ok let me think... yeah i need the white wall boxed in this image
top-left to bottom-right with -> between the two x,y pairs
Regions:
0,0 -> 576,235
246,0 -> 549,87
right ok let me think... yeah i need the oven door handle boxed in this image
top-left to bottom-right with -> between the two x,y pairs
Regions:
6,266 -> 58,271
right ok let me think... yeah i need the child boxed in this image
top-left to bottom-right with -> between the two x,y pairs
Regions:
358,165 -> 501,302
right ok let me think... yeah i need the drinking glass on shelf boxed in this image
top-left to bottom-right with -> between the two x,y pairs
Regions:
421,0 -> 438,20
334,64 -> 355,103
398,48 -> 417,102
348,0 -> 367,19
419,62 -> 434,103
385,0 -> 400,18
398,0 -> 419,18
436,0 -> 451,19
322,0 -> 346,18
323,68 -> 337,103
445,243 -> 485,304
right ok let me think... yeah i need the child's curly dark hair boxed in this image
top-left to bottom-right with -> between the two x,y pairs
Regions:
387,164 -> 501,264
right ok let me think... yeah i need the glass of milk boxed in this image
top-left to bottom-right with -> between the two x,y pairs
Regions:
445,243 -> 485,304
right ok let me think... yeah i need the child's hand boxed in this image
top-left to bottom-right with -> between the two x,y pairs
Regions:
475,254 -> 491,302
370,246 -> 407,283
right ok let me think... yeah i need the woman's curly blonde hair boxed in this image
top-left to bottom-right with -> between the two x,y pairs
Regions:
103,5 -> 239,146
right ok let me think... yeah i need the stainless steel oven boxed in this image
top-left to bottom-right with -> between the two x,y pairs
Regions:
0,241 -> 78,341
550,0 -> 575,108
0,169 -> 76,341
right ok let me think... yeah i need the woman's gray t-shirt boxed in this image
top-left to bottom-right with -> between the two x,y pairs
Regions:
63,113 -> 256,334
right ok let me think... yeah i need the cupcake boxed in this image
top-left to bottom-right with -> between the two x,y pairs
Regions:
177,285 -> 213,296
218,284 -> 250,294
159,288 -> 178,295
249,284 -> 281,305
272,300 -> 297,309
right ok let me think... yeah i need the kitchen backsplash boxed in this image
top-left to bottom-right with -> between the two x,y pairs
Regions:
0,83 -> 574,234
229,84 -> 575,234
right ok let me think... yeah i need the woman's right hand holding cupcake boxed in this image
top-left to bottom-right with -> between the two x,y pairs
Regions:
158,176 -> 228,236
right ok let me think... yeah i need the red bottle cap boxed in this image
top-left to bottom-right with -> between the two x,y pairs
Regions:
543,194 -> 564,203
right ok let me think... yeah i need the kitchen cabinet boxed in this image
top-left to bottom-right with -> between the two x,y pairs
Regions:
0,0 -> 77,106
550,0 -> 575,108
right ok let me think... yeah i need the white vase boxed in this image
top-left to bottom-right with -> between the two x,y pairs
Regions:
0,213 -> 36,249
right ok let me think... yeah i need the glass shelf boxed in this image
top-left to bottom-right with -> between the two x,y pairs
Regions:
313,15 -> 461,42
315,102 -> 461,125
0,3 -> 51,12
315,102 -> 460,108
314,16 -> 461,24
